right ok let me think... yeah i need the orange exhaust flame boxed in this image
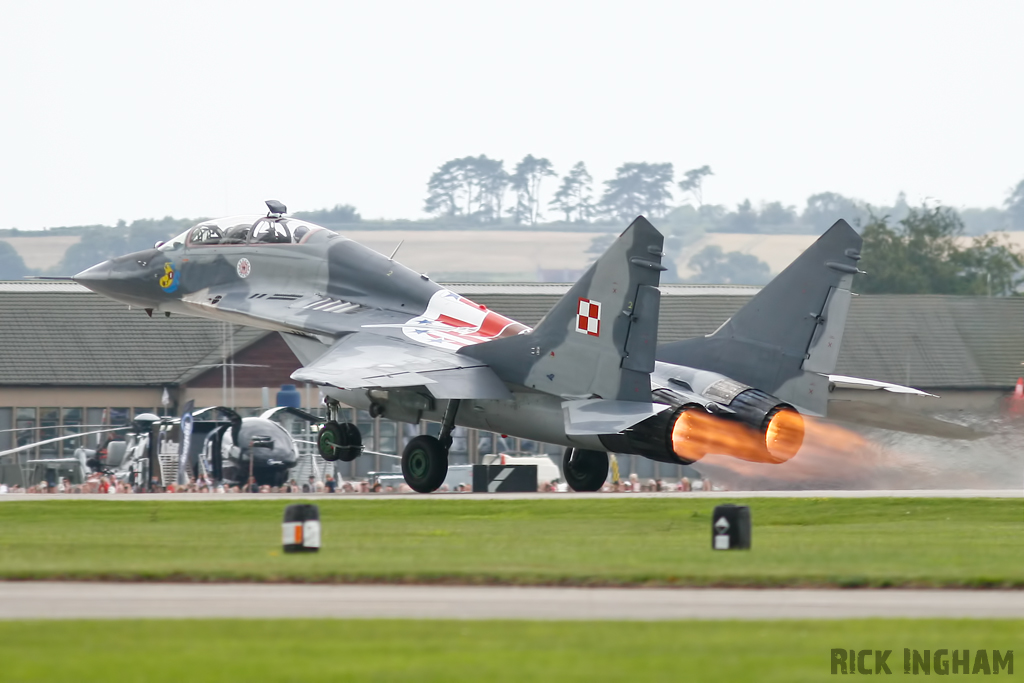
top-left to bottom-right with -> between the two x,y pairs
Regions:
694,414 -> 883,488
671,408 -> 807,465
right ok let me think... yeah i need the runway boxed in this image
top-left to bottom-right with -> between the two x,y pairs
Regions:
2,582 -> 1023,620
0,489 -> 1021,501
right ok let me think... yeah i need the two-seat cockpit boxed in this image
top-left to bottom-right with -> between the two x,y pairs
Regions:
158,215 -> 330,252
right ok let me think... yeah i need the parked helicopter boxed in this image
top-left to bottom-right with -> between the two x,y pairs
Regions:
0,406 -> 324,488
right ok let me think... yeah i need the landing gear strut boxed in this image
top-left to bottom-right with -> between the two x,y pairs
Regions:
401,399 -> 459,493
318,400 -> 363,462
562,448 -> 609,492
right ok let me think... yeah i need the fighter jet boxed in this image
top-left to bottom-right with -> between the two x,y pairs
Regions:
74,200 -> 962,493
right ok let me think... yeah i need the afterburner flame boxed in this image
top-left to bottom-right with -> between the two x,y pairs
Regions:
670,407 -> 806,465
764,409 -> 804,463
670,408 -> 709,462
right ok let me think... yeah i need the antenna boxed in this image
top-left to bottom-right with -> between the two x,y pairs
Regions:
389,240 -> 404,261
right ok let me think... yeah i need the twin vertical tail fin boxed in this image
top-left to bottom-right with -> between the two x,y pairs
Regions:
462,216 -> 665,401
656,219 -> 863,408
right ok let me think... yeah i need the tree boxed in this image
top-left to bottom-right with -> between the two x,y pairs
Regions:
549,161 -> 595,222
720,200 -> 758,233
0,241 -> 29,279
677,165 -> 713,206
685,245 -> 771,285
757,201 -> 798,230
424,155 -> 507,223
856,205 -> 1024,295
509,155 -> 555,225
802,192 -> 869,231
424,158 -> 465,218
1005,178 -> 1024,231
292,205 -> 361,224
472,157 -> 509,223
599,162 -> 675,222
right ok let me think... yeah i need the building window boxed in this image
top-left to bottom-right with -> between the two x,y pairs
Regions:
110,408 -> 130,427
15,408 -> 36,458
61,408 -> 84,456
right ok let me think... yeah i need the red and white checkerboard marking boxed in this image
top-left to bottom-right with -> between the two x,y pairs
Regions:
576,298 -> 601,336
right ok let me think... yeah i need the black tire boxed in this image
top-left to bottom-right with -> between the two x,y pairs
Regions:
562,448 -> 609,492
335,422 -> 363,462
401,435 -> 448,494
318,422 -> 343,461
318,422 -> 363,462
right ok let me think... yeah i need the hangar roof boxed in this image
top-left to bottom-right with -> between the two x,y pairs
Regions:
0,282 -> 1020,389
0,282 -> 264,386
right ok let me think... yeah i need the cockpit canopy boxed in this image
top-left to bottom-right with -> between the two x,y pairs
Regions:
158,215 -> 331,252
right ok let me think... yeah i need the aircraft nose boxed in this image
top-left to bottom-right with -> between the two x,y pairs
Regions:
73,261 -> 113,292
74,253 -> 163,306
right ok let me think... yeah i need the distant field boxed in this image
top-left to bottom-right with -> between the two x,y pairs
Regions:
344,229 -> 595,280
0,498 -> 1020,587
1,234 -> 81,270
8,229 -> 1024,281
1,619 -> 1019,682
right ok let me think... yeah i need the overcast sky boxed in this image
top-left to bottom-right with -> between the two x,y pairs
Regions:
3,1 -> 1022,229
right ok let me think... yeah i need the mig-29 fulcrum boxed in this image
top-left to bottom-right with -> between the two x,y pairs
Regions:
72,200 -> 970,493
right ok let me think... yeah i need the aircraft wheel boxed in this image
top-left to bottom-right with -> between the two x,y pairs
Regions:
335,422 -> 363,462
318,422 -> 363,462
401,435 -> 448,494
562,448 -> 609,492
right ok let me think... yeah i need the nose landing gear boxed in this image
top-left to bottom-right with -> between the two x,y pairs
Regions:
318,400 -> 363,462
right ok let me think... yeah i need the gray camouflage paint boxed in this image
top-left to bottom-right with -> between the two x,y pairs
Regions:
74,211 -> 862,459
655,219 -> 863,416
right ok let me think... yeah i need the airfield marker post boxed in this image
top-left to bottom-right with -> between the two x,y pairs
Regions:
712,504 -> 752,550
282,504 -> 321,553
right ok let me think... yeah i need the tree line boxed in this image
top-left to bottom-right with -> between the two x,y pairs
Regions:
424,156 -> 1024,238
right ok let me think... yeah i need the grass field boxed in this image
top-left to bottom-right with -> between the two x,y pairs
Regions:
0,498 -> 1021,587
1,619 -> 1020,682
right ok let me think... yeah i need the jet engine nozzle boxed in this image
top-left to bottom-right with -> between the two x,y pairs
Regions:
600,387 -> 807,466
763,407 -> 804,463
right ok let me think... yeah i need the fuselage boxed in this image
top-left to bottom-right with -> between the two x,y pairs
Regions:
74,214 -> 606,450
76,212 -> 815,467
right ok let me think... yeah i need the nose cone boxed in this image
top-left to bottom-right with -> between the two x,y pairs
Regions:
74,250 -> 165,307
73,260 -> 114,293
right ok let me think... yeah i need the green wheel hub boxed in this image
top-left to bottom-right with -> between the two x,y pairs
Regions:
408,450 -> 429,478
318,431 -> 336,453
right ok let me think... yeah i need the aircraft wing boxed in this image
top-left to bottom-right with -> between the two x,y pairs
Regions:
826,400 -> 986,440
290,333 -> 511,400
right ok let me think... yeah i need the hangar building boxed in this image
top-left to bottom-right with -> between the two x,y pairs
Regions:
0,281 -> 1020,481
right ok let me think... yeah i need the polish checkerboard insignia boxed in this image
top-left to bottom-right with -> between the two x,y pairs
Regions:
576,298 -> 601,336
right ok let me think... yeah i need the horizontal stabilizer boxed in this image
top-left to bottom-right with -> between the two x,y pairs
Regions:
562,399 -> 670,436
826,400 -> 986,440
828,375 -> 936,397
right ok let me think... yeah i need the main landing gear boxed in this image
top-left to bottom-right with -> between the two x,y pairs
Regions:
562,448 -> 609,492
317,401 -> 363,462
401,399 -> 459,494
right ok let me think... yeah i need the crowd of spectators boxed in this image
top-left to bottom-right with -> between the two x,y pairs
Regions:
0,471 -> 717,495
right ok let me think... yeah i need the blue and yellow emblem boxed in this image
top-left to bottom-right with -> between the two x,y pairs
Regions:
158,262 -> 180,293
